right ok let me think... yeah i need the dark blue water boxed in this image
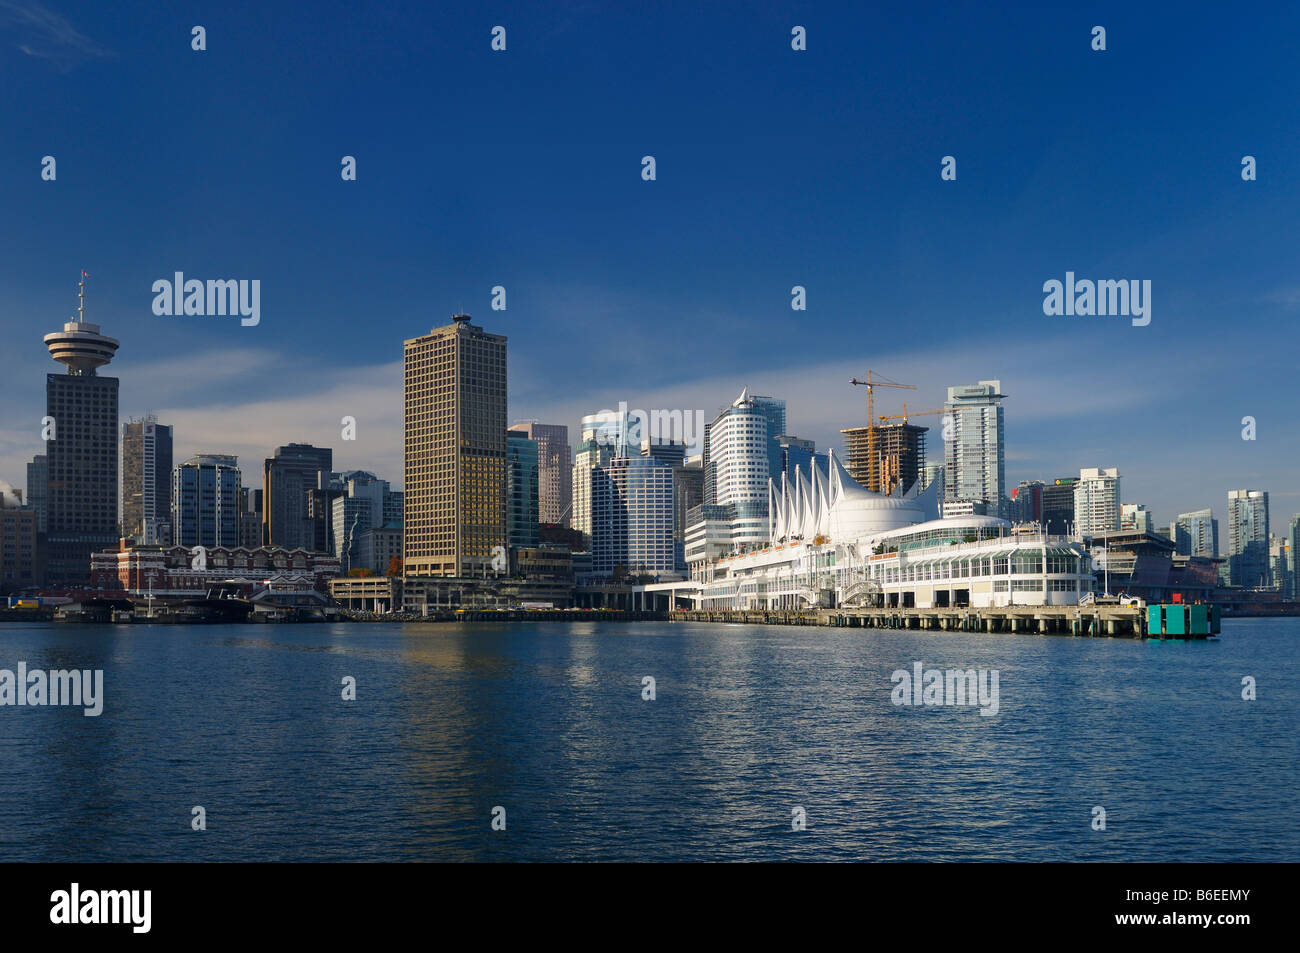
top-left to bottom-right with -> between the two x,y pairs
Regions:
0,618 -> 1295,861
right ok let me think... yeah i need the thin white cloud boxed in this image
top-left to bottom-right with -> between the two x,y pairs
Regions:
0,0 -> 113,68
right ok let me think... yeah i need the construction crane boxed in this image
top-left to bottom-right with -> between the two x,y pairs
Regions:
848,372 -> 915,492
877,403 -> 946,426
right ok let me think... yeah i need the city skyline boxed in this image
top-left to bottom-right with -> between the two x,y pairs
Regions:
0,283 -> 1295,538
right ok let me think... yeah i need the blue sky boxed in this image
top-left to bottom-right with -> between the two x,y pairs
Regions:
1,0 -> 1297,528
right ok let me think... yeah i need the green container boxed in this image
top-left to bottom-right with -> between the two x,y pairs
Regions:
1165,605 -> 1187,635
1188,604 -> 1209,635
1147,605 -> 1163,635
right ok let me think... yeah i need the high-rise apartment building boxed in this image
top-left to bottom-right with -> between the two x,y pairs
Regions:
121,415 -> 173,545
1074,467 -> 1121,535
943,380 -> 1005,518
508,422 -> 571,526
172,454 -> 242,548
1269,536 -> 1290,595
403,314 -> 507,577
263,443 -> 333,551
1173,508 -> 1218,558
42,275 -> 120,585
1227,489 -> 1270,588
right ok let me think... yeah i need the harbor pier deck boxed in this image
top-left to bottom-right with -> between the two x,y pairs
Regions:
671,604 -> 1196,639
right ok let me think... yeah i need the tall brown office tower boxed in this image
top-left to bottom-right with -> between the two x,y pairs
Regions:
43,274 -> 120,585
403,314 -> 507,577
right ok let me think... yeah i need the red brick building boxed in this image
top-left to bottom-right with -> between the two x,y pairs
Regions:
92,540 -> 339,596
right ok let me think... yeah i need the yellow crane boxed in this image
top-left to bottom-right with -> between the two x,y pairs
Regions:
848,372 -> 916,492
877,403 -> 946,426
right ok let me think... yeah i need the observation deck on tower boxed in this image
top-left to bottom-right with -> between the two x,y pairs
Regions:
43,272 -> 119,376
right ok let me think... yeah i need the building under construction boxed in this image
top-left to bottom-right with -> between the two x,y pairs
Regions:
840,423 -> 927,495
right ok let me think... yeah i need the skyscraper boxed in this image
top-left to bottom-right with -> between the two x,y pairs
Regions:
506,432 -> 540,553
673,459 -> 704,553
172,454 -> 242,548
1173,508 -> 1218,558
590,455 -> 676,578
1289,515 -> 1300,599
42,274 -> 120,586
749,394 -> 787,484
706,388 -> 771,549
1074,467 -> 1121,535
121,415 -> 173,545
642,438 -> 686,469
403,314 -> 507,577
572,430 -> 613,547
1042,477 -> 1077,534
1012,480 -> 1044,525
943,380 -> 1005,518
239,487 -> 263,549
263,443 -> 333,551
571,409 -> 640,546
1269,536 -> 1290,595
776,436 -> 817,481
579,409 -> 644,458
1227,489 -> 1270,588
508,422 -> 571,526
331,471 -> 389,572
703,392 -> 786,502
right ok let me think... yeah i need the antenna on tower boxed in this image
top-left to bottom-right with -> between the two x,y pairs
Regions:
77,270 -> 88,323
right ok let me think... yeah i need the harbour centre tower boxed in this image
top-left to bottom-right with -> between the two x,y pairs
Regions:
42,274 -> 120,586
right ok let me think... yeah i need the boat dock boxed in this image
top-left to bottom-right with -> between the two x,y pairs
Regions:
672,602 -> 1219,639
